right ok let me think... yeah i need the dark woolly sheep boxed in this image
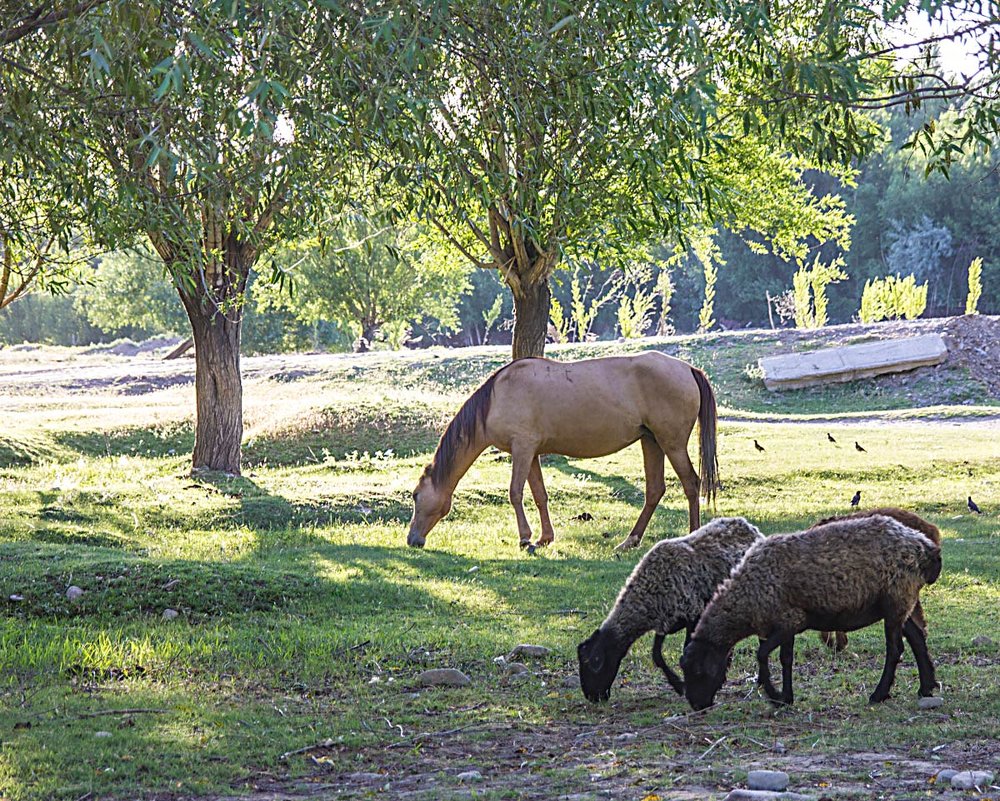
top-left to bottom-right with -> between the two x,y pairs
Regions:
681,514 -> 941,711
577,517 -> 764,703
815,508 -> 941,652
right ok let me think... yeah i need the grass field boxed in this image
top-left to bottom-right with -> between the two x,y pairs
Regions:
0,329 -> 998,800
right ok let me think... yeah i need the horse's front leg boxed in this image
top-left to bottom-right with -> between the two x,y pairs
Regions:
616,437 -> 665,551
527,456 -> 555,547
508,446 -> 536,548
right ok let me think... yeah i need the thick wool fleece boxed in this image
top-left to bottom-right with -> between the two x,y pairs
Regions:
603,517 -> 764,642
694,515 -> 941,649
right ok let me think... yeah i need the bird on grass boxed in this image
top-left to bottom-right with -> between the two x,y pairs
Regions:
850,490 -> 862,507
754,439 -> 766,452
827,433 -> 837,443
968,496 -> 982,515
855,441 -> 867,453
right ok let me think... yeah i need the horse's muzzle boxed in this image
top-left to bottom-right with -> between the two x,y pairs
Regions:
407,531 -> 426,548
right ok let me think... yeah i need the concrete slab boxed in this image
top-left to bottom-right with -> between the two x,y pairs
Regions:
758,334 -> 948,391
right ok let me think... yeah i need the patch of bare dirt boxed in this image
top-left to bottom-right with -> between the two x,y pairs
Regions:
942,315 -> 1000,396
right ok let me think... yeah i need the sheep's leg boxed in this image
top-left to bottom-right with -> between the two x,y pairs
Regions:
652,633 -> 684,696
615,437 -> 665,551
779,637 -> 795,705
508,445 -> 536,548
869,619 -> 905,704
902,616 -> 938,697
756,632 -> 786,704
527,456 -> 556,547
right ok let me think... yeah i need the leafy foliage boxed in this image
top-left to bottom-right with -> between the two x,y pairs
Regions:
260,214 -> 468,349
966,257 -> 983,315
859,274 -> 929,322
792,256 -> 848,329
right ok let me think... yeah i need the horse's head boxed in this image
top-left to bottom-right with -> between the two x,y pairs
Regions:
406,470 -> 452,547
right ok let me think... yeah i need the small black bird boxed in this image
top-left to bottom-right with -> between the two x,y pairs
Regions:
968,496 -> 982,515
855,441 -> 867,453
754,439 -> 765,452
827,433 -> 837,443
850,490 -> 862,507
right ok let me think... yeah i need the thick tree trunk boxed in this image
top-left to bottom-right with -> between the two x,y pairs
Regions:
184,302 -> 243,474
511,278 -> 550,360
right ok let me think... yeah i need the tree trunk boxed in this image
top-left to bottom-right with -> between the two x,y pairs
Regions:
511,277 -> 550,360
184,300 -> 243,474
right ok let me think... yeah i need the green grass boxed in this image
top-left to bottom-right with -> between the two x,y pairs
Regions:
0,336 -> 998,800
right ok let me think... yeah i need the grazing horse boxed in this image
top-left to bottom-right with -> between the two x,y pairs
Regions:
406,352 -> 720,550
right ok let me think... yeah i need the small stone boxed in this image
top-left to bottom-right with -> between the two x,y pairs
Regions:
507,644 -> 550,660
771,741 -> 787,754
8,594 -> 23,602
508,671 -> 532,683
505,662 -> 530,675
94,731 -> 112,738
971,635 -> 995,647
562,675 -> 582,689
934,769 -> 958,783
66,586 -> 84,602
724,792 -> 813,801
951,770 -> 994,790
162,608 -> 179,620
456,770 -> 483,782
346,772 -> 385,782
614,732 -> 637,741
417,668 -> 471,687
918,696 -> 944,709
747,770 -> 790,792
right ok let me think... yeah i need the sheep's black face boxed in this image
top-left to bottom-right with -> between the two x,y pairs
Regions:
680,639 -> 728,711
577,628 -> 627,703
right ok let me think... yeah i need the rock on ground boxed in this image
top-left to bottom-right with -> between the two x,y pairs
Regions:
456,770 -> 483,782
507,644 -> 550,660
918,696 -> 944,709
747,770 -> 790,792
562,675 -> 582,689
725,791 -> 813,801
66,586 -> 84,602
417,668 -> 471,687
971,635 -> 995,647
951,770 -> 994,790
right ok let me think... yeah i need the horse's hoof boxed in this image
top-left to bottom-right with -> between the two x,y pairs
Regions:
526,544 -> 537,555
614,539 -> 638,552
519,540 -> 531,550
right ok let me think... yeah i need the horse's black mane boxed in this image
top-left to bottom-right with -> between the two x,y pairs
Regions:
425,360 -> 528,488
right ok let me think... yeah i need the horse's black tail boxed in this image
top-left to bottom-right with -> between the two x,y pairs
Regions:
691,367 -> 720,506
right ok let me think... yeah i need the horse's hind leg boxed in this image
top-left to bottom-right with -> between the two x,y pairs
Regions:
615,436 -> 664,551
527,456 -> 556,547
508,444 -> 537,548
663,444 -> 701,533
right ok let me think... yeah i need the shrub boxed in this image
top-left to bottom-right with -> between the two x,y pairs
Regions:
792,256 -> 847,329
965,257 -> 983,315
859,274 -> 928,323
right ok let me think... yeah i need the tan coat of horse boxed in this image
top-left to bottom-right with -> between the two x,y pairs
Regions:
407,352 -> 720,550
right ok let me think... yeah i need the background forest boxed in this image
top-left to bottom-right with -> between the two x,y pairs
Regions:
4,100 -> 995,354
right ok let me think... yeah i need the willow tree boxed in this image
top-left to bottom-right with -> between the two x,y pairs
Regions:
3,2 -> 382,473
374,0 -> 1000,359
